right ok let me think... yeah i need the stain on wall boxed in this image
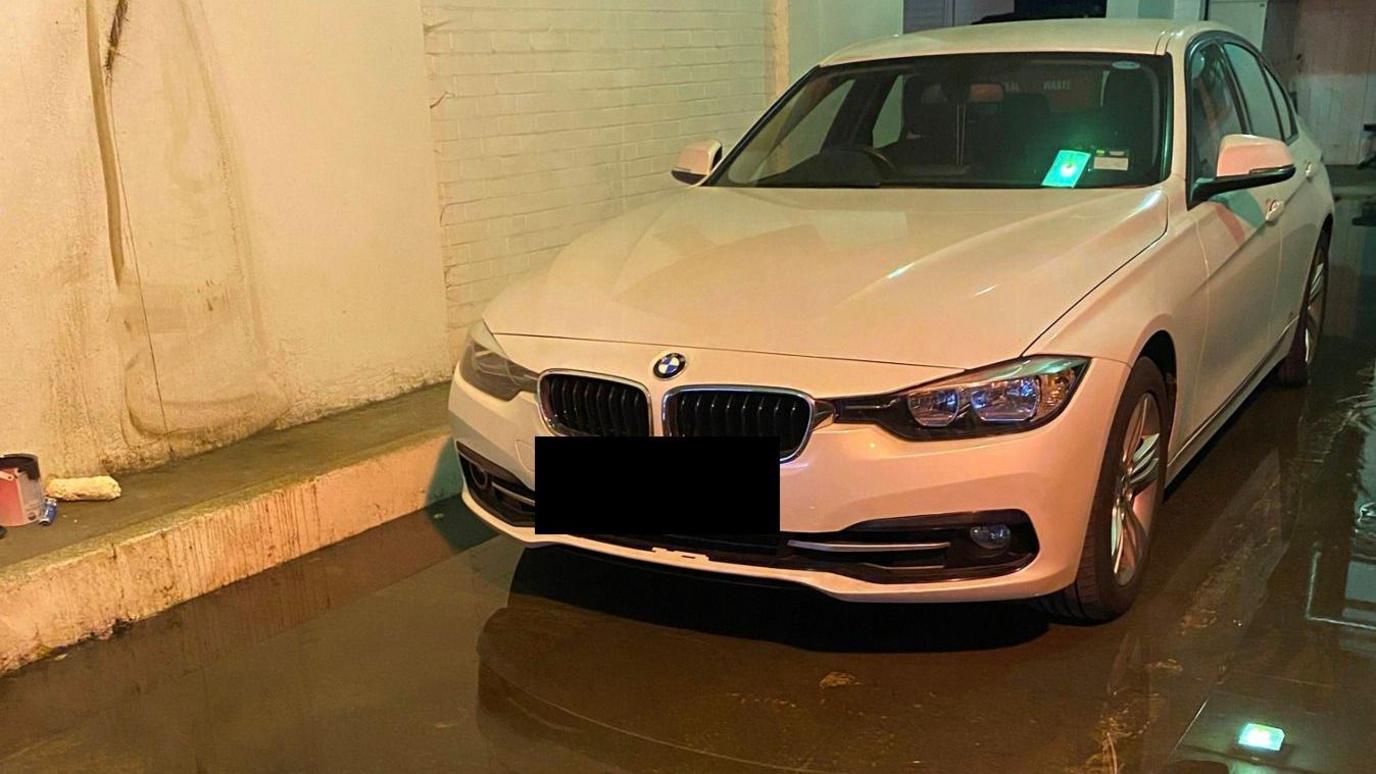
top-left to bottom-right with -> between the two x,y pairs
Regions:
2,0 -> 158,476
92,0 -> 288,450
5,0 -> 449,476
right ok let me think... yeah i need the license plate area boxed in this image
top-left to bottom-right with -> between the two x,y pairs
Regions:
534,436 -> 779,536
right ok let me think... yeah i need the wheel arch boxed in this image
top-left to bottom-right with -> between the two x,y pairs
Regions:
1134,329 -> 1178,436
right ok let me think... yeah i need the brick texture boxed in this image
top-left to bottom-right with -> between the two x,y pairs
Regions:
423,1 -> 782,355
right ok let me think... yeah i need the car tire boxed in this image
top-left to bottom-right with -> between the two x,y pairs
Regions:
1276,233 -> 1329,387
1037,358 -> 1169,623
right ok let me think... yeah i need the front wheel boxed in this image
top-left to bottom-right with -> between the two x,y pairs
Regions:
1038,358 -> 1169,622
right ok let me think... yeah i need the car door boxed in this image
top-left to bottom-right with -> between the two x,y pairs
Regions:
1185,40 -> 1286,422
1220,40 -> 1309,343
1256,54 -> 1328,336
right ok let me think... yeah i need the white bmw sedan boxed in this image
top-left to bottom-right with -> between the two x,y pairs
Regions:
449,20 -> 1333,621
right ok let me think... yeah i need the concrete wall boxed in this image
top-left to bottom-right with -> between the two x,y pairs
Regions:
1106,0 -> 1202,20
195,1 -> 450,422
1291,0 -> 1376,165
787,0 -> 904,82
1107,0 -> 1172,18
2,0 -> 450,476
1207,0 -> 1268,45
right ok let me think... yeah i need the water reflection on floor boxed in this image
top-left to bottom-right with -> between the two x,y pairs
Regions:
2,198 -> 1375,773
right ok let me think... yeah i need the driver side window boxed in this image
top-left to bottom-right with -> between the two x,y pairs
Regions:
1188,43 -> 1245,182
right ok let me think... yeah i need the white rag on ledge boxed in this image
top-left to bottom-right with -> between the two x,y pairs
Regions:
45,476 -> 122,502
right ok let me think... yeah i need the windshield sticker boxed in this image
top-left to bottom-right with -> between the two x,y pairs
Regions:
1093,150 -> 1130,171
1042,150 -> 1091,188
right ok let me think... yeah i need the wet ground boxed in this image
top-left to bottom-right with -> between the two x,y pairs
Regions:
4,195 -> 1376,773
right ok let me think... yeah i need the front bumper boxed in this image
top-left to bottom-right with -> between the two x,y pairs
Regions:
450,335 -> 1129,603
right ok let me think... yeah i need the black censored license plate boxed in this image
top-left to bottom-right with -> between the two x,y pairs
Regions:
534,436 -> 779,535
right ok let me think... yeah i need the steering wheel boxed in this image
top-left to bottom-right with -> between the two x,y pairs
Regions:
839,145 -> 898,176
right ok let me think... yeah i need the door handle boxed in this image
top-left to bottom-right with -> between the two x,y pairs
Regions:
1265,199 -> 1285,224
1305,162 -> 1314,181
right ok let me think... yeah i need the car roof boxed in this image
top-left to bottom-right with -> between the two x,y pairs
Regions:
820,19 -> 1230,66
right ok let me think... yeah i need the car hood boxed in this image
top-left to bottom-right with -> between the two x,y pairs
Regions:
485,185 -> 1168,369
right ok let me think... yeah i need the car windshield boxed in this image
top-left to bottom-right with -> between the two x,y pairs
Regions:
713,53 -> 1171,190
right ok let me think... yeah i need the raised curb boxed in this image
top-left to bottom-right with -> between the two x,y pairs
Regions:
0,433 -> 459,673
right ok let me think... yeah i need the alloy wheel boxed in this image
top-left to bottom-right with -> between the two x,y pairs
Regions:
1109,393 -> 1162,587
1304,256 -> 1327,366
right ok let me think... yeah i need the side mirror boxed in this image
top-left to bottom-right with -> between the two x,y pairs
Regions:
671,140 -> 723,185
1191,134 -> 1296,205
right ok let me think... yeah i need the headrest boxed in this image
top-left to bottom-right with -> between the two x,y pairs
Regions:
968,83 -> 1005,104
1103,68 -> 1152,117
903,79 -> 947,115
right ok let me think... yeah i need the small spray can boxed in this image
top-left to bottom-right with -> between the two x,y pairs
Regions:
38,497 -> 58,527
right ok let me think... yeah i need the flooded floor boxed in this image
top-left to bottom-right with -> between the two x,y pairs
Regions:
4,197 -> 1376,773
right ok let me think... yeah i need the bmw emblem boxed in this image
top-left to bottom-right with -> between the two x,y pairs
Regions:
654,353 -> 687,379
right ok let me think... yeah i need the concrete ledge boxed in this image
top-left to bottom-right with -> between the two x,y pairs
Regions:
0,386 -> 459,673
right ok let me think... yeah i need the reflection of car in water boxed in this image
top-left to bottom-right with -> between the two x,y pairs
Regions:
475,548 -> 1049,773
451,19 -> 1335,621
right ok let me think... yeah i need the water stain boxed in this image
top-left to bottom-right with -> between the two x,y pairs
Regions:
87,0 -> 287,455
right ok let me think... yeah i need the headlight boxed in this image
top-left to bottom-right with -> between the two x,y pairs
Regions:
459,322 -> 538,401
831,356 -> 1088,440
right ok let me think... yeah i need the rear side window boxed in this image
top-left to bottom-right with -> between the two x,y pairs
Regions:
1261,65 -> 1296,140
1188,44 -> 1245,180
1222,43 -> 1283,141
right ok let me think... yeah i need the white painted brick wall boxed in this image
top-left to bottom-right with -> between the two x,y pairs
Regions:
423,1 -> 781,354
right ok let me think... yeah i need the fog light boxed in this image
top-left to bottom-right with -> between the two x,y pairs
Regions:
460,457 -> 490,490
969,524 -> 1011,550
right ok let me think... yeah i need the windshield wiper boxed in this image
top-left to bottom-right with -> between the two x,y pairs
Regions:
751,181 -> 880,189
876,181 -> 1053,190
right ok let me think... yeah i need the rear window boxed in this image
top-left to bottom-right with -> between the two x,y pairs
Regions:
1261,64 -> 1296,140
